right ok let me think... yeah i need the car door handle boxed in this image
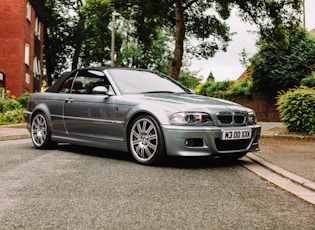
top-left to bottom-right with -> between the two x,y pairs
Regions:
65,98 -> 73,103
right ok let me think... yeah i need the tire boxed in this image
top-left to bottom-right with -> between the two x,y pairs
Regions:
129,115 -> 166,165
31,113 -> 56,149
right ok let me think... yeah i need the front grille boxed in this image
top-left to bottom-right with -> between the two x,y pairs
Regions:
215,139 -> 251,151
217,112 -> 246,125
234,112 -> 246,124
217,112 -> 233,124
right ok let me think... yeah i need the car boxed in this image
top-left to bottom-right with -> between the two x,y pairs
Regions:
24,67 -> 261,165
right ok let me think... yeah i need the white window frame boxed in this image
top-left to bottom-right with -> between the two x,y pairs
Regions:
33,56 -> 41,78
25,73 -> 30,84
26,1 -> 31,21
25,43 -> 30,66
35,16 -> 41,38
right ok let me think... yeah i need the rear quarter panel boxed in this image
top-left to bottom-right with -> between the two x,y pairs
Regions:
30,92 -> 67,136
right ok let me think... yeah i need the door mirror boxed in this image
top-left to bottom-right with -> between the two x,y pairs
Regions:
92,86 -> 108,95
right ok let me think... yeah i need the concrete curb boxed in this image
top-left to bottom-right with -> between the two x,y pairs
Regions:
0,123 -> 30,141
261,134 -> 315,140
246,152 -> 315,192
0,133 -> 30,141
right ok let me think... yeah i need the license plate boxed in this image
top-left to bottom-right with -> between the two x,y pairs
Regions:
221,129 -> 252,140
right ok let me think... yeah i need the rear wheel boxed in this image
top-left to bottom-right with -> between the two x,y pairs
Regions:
129,115 -> 166,165
31,113 -> 56,149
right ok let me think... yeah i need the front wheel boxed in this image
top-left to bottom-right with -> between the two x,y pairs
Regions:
31,113 -> 56,149
129,115 -> 166,165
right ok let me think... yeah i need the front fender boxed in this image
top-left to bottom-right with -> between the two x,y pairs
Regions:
126,102 -> 175,126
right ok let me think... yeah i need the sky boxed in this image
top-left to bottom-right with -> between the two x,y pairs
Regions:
191,1 -> 315,82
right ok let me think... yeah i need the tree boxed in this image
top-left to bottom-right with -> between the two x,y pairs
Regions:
44,0 -> 116,84
112,0 -> 170,69
177,71 -> 202,90
169,0 -> 233,79
117,19 -> 173,73
206,72 -> 215,82
44,0 -> 303,84
250,27 -> 315,95
113,0 -> 301,80
44,0 -> 75,84
73,0 -> 116,68
169,0 -> 302,80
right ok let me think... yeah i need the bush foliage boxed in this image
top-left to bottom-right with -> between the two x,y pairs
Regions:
251,27 -> 315,95
197,78 -> 254,99
0,92 -> 29,125
0,108 -> 25,125
277,86 -> 315,134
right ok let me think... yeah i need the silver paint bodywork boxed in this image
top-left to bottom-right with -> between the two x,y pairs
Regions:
25,67 -> 261,158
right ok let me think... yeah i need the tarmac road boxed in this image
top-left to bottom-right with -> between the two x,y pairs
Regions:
256,138 -> 315,183
0,139 -> 314,229
0,123 -> 315,204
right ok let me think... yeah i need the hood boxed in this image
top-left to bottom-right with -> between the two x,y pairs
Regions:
127,93 -> 251,113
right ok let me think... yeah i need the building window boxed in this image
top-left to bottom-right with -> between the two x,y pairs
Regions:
25,73 -> 30,84
26,1 -> 31,21
25,43 -> 30,66
33,56 -> 41,79
35,16 -> 41,38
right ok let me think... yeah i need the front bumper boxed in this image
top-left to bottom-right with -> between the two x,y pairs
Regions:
161,124 -> 261,157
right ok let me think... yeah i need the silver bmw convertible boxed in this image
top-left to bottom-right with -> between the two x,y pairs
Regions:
24,67 -> 261,165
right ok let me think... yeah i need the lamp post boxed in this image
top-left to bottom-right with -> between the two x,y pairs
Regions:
111,11 -> 121,67
302,0 -> 306,29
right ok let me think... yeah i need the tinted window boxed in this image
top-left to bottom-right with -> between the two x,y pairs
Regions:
58,70 -> 113,94
58,74 -> 76,94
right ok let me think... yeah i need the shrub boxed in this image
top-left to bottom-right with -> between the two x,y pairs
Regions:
225,79 -> 253,98
0,91 -> 29,125
0,98 -> 22,113
0,108 -> 25,125
17,93 -> 30,108
198,80 -> 233,98
277,86 -> 315,134
197,79 -> 254,99
301,73 -> 315,87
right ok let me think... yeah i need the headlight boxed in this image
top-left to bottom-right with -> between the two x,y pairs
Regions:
247,112 -> 257,125
170,112 -> 213,125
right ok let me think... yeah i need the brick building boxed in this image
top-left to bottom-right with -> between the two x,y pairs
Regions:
0,0 -> 45,98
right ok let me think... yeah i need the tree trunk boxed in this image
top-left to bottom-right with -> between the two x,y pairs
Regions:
169,0 -> 185,80
71,42 -> 83,70
71,14 -> 86,70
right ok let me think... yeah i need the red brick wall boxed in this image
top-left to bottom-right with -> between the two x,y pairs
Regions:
230,94 -> 281,122
0,0 -> 44,98
0,0 -> 25,97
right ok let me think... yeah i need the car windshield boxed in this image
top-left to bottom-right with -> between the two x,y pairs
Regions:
107,69 -> 188,95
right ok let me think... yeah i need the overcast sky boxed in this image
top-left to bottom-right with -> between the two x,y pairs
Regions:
191,1 -> 315,82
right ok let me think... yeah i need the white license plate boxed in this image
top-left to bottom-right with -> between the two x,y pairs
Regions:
221,129 -> 252,140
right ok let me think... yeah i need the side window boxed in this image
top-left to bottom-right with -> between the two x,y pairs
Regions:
71,70 -> 112,94
57,73 -> 76,94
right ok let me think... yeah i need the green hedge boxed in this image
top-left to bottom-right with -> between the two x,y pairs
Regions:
277,86 -> 315,134
0,108 -> 25,125
198,79 -> 253,99
0,93 -> 29,125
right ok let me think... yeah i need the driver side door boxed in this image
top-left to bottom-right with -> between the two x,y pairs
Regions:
62,69 -> 115,141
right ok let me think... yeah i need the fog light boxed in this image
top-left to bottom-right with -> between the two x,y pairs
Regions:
185,138 -> 204,147
185,139 -> 194,147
